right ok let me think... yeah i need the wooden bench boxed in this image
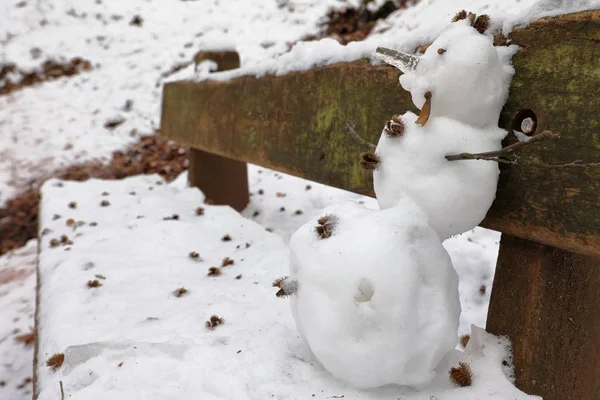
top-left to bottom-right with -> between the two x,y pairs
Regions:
160,11 -> 600,400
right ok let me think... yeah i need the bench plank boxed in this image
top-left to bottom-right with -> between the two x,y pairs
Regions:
160,11 -> 600,257
487,234 -> 600,399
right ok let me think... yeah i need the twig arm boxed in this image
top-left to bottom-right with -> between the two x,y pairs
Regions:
345,123 -> 377,149
445,131 -> 559,163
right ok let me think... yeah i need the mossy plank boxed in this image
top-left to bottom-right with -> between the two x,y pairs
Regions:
161,60 -> 414,197
160,11 -> 600,257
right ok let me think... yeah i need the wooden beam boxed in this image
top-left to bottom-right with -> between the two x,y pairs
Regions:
487,234 -> 600,399
160,11 -> 600,257
186,51 -> 249,211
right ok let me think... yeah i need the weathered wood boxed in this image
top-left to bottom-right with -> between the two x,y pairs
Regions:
160,11 -> 600,257
185,51 -> 249,211
485,10 -> 600,259
161,60 -> 412,197
188,148 -> 249,211
487,234 -> 600,400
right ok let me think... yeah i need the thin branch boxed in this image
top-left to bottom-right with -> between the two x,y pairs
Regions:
345,123 -> 376,149
445,153 -> 516,163
60,381 -> 65,400
445,130 -> 559,163
542,160 -> 600,168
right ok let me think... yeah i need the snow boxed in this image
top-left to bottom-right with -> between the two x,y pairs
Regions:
33,174 -> 539,399
196,0 -> 599,82
289,199 -> 460,388
0,0 -> 356,205
503,0 -> 600,33
0,239 -> 38,399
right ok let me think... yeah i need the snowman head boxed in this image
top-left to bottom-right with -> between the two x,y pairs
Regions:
377,12 -> 512,128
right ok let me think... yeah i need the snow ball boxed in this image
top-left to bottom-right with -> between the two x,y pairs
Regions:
373,112 -> 506,239
288,199 -> 460,388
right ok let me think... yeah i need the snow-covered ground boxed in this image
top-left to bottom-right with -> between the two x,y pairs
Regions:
33,173 -> 535,400
0,240 -> 38,399
195,0 -> 599,81
0,0 -> 358,205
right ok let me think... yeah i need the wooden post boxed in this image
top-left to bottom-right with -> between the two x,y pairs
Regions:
487,235 -> 600,399
187,51 -> 249,211
188,148 -> 249,211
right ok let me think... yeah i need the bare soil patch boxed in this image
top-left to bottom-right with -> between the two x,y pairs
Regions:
0,57 -> 93,96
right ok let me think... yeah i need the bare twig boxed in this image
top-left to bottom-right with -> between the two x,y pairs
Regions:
60,381 -> 65,400
445,130 -> 559,163
345,123 -> 376,149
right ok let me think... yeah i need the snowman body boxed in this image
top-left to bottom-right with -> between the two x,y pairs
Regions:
289,199 -> 460,388
373,112 -> 506,239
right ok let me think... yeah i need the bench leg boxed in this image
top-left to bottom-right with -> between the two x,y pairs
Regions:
486,234 -> 600,399
188,148 -> 249,212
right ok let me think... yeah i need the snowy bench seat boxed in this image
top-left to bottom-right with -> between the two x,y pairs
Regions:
34,175 -> 295,399
34,175 -> 531,400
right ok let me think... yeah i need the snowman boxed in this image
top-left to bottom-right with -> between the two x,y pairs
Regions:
276,11 -> 510,389
369,11 -> 512,239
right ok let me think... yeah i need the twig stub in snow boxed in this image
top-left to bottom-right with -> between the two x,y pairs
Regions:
445,130 -> 559,164
60,381 -> 65,400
